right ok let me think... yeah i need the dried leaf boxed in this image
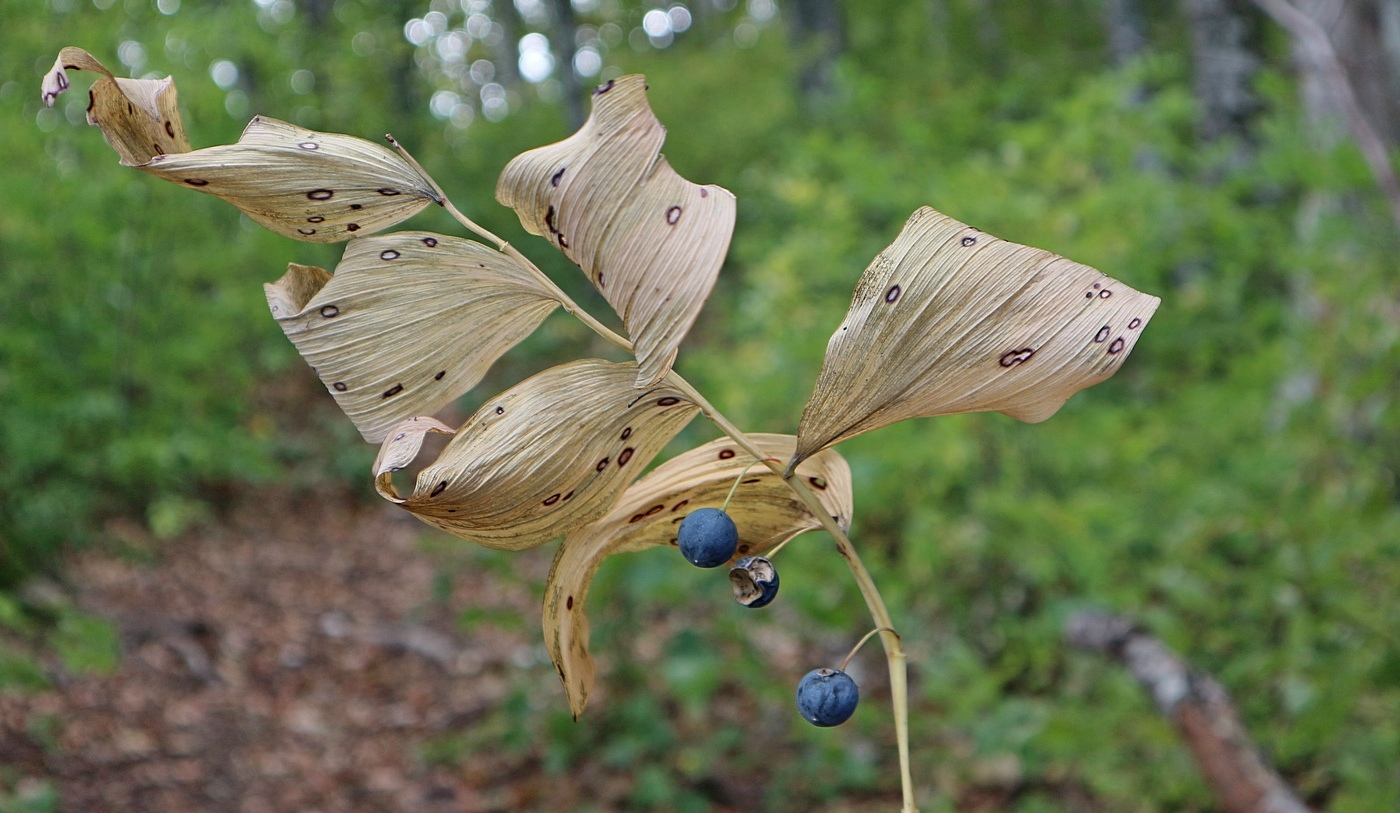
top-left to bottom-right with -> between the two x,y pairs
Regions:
792,207 -> 1161,469
41,46 -> 190,166
265,232 -> 562,443
543,434 -> 853,716
140,116 -> 438,242
374,360 -> 698,550
496,75 -> 736,386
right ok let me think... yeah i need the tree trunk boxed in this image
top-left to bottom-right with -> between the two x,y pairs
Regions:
1105,0 -> 1150,65
550,0 -> 586,131
785,0 -> 844,114
1185,0 -> 1262,146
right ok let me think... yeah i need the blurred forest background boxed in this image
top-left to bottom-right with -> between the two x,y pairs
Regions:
2,0 -> 1399,811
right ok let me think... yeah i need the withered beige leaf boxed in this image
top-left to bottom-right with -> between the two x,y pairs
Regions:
265,232 -> 562,443
41,46 -> 190,166
374,360 -> 698,550
542,434 -> 853,716
496,75 -> 736,387
792,206 -> 1161,470
139,116 -> 437,242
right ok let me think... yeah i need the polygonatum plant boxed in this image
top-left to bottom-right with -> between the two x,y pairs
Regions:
44,47 -> 1160,812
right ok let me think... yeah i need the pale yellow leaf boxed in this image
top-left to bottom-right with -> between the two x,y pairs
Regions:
140,116 -> 437,242
496,75 -> 736,386
373,360 -> 698,551
543,434 -> 853,716
265,232 -> 562,443
41,46 -> 191,166
792,207 -> 1161,469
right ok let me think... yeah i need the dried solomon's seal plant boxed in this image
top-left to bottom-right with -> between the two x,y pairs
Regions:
43,47 -> 1160,812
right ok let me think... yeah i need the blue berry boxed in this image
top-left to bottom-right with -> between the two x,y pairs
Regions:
729,556 -> 779,608
677,507 -> 738,568
796,668 -> 859,727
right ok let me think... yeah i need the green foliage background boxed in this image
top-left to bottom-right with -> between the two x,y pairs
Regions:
2,0 -> 1398,810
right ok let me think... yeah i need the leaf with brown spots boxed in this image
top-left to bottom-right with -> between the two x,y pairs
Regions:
542,434 -> 853,717
495,75 -> 736,387
373,360 -> 698,551
41,46 -> 191,166
138,116 -> 438,242
265,232 -> 562,442
790,207 -> 1161,471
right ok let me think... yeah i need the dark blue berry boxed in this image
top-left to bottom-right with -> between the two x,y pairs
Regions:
796,668 -> 859,727
677,507 -> 738,568
729,556 -> 779,608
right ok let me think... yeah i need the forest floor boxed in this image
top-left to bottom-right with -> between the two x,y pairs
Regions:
0,486 -> 591,813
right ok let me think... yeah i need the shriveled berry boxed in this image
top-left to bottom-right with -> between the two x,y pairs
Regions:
729,556 -> 779,608
677,507 -> 738,568
796,668 -> 859,727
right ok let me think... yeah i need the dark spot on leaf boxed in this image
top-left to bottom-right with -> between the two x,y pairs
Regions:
183,178 -> 209,186
620,427 -> 633,440
718,449 -> 735,460
307,189 -> 334,200
666,205 -> 682,225
299,141 -> 319,150
630,513 -> 646,524
557,234 -> 569,248
543,493 -> 562,506
594,79 -> 615,95
434,370 -> 446,381
307,216 -> 325,223
495,405 -> 505,415
377,188 -> 401,196
885,285 -> 901,303
562,491 -> 574,502
1094,326 -> 1111,343
597,273 -> 605,288
1108,337 -> 1126,354
333,382 -> 348,392
1099,289 -> 1112,298
700,188 -> 709,198
551,167 -> 566,187
430,481 -> 448,497
566,596 -> 574,610
618,447 -> 635,466
346,223 -> 360,232
320,305 -> 340,318
961,235 -> 977,247
349,203 -> 363,210
380,250 -> 400,261
671,500 -> 689,512
656,397 -> 680,407
1128,317 -> 1142,329
422,237 -> 438,247
164,121 -> 175,137
383,383 -> 404,398
809,476 -> 828,490
738,544 -> 750,554
298,228 -> 316,235
152,143 -> 164,156
645,504 -> 664,517
545,205 -> 557,234
999,347 -> 1035,367
742,478 -> 761,485
596,457 -> 610,472
1085,292 -> 1095,299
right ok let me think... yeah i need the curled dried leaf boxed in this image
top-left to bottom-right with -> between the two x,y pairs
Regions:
496,75 -> 736,386
374,360 -> 698,551
266,232 -> 561,443
42,46 -> 190,166
140,116 -> 438,242
543,434 -> 853,716
792,207 -> 1160,469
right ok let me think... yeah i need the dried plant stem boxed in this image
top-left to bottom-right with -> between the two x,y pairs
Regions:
665,374 -> 918,813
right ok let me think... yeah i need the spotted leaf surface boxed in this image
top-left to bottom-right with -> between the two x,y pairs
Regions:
265,232 -> 562,443
792,207 -> 1161,469
139,116 -> 438,242
41,46 -> 191,166
373,360 -> 698,551
543,434 -> 852,716
496,75 -> 736,386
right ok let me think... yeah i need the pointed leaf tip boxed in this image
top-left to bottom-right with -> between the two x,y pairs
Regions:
42,47 -> 190,166
141,117 -> 436,242
793,207 -> 1161,466
496,75 -> 736,386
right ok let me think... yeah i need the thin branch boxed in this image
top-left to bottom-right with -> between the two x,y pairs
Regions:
1066,611 -> 1314,813
1253,0 -> 1400,230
